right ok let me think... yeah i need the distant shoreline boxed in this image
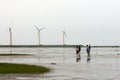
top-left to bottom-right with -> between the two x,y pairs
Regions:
0,45 -> 119,48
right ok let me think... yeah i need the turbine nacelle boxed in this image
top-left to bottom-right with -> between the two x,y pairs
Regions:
34,25 -> 45,31
9,28 -> 11,31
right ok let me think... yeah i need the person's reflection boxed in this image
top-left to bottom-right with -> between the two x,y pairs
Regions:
87,57 -> 91,63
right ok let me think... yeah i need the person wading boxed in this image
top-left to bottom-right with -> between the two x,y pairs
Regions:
75,45 -> 81,62
86,44 -> 91,61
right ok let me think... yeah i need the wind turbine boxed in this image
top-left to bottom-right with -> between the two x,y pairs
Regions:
9,28 -> 12,46
9,27 -> 12,54
34,25 -> 45,45
62,30 -> 67,45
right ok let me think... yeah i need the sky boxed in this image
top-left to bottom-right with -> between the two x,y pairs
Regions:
0,0 -> 120,45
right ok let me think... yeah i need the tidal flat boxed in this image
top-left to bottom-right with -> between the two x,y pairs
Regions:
0,47 -> 120,80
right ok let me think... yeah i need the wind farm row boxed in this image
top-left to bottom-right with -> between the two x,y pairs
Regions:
7,25 -> 67,46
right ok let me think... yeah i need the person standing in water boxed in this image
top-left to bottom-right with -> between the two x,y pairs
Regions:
86,44 -> 91,61
75,45 -> 81,62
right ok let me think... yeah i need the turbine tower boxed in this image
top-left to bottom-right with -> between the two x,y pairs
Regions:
9,28 -> 12,46
9,27 -> 12,54
62,30 -> 67,45
34,25 -> 45,45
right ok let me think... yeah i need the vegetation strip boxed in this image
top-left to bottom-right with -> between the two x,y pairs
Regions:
0,63 -> 50,74
0,54 -> 31,56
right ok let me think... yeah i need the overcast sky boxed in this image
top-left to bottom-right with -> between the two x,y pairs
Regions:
0,0 -> 119,45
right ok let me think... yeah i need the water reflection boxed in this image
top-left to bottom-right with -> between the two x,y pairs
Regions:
87,57 -> 91,63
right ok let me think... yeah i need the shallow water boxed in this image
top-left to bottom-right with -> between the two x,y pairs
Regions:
0,47 -> 120,80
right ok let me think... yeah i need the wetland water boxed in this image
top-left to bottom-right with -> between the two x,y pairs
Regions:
0,47 -> 120,80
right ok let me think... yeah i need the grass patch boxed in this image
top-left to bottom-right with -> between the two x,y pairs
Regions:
0,63 -> 50,74
0,54 -> 31,56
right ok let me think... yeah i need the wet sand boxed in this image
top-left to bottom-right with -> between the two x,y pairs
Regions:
0,47 -> 120,80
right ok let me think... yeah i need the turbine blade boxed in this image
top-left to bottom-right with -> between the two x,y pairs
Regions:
40,27 -> 45,31
34,25 -> 40,30
63,31 -> 67,38
9,22 -> 12,31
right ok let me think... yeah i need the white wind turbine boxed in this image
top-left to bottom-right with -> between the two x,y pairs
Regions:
62,30 -> 67,45
9,28 -> 12,46
9,26 -> 12,54
34,25 -> 45,45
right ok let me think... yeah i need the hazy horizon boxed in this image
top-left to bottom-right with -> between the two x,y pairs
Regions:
0,0 -> 120,45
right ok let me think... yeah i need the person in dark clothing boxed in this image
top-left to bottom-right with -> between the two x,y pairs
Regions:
75,45 -> 81,62
86,45 -> 91,57
86,44 -> 91,61
78,45 -> 81,53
